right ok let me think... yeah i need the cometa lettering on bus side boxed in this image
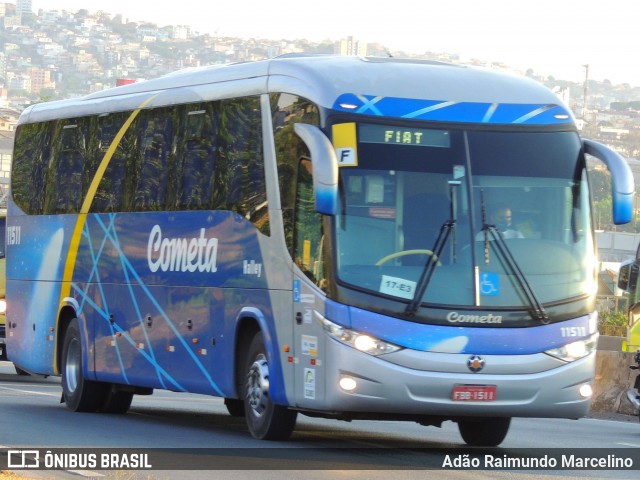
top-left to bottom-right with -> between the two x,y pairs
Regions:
147,225 -> 218,273
446,312 -> 503,324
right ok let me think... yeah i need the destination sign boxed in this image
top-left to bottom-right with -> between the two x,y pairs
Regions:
359,124 -> 450,148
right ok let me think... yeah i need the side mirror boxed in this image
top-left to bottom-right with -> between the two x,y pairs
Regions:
618,259 -> 639,291
583,139 -> 635,225
294,123 -> 339,215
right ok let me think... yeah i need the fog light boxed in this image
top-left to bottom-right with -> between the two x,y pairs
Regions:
339,376 -> 357,392
579,384 -> 593,398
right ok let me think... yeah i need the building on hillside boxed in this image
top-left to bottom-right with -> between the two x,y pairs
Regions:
0,132 -> 13,180
16,0 -> 32,17
335,36 -> 367,56
0,108 -> 20,132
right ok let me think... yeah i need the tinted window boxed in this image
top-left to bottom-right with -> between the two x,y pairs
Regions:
271,93 -> 320,254
91,112 -> 137,213
44,119 -> 88,214
134,112 -> 173,211
12,96 -> 269,235
12,122 -> 51,214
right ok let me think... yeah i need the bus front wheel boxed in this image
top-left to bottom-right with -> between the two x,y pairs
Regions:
243,331 -> 297,440
61,318 -> 108,412
457,417 -> 511,446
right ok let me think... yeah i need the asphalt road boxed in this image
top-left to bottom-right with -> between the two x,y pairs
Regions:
0,361 -> 639,480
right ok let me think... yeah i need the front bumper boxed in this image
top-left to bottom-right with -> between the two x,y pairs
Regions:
311,337 -> 594,419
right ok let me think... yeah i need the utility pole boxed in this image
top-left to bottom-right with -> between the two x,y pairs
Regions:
582,64 -> 589,120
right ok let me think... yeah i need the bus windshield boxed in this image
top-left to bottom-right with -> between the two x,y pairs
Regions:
335,125 -> 594,311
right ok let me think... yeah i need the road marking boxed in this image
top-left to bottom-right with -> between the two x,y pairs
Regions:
0,385 -> 59,397
69,470 -> 105,477
584,416 -> 638,426
618,442 -> 640,447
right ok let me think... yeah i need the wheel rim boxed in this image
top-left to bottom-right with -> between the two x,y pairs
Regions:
65,337 -> 81,393
246,354 -> 270,417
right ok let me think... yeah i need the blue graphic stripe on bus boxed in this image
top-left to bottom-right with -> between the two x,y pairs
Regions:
73,214 -> 232,395
76,214 -> 184,391
81,213 -> 132,385
82,214 -> 166,388
333,94 -> 572,125
108,214 -> 169,389
87,213 -> 223,395
345,305 -> 593,354
74,284 -> 131,385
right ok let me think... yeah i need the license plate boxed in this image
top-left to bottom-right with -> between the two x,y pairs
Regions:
451,385 -> 497,402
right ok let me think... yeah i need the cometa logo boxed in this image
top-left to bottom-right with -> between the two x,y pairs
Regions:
446,312 -> 503,324
147,225 -> 219,273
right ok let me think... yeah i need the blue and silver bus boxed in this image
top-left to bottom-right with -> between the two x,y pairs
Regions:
6,56 -> 634,446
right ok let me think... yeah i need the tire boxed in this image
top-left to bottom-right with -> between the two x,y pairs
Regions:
458,417 -> 511,447
243,331 -> 297,440
61,318 -> 108,412
14,365 -> 30,376
224,398 -> 245,417
101,387 -> 134,414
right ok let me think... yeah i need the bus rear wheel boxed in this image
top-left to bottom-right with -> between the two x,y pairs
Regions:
61,318 -> 108,412
243,331 -> 297,440
101,388 -> 134,414
224,398 -> 245,417
457,417 -> 511,446
14,365 -> 30,376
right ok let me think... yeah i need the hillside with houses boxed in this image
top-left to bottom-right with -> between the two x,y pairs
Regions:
2,3 -> 640,233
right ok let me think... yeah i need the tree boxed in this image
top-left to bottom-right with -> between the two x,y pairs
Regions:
37,90 -> 57,103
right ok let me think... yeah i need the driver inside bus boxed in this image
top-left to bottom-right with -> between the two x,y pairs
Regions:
490,205 -> 524,239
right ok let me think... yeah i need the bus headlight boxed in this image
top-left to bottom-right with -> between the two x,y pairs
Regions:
545,333 -> 598,362
322,318 -> 402,356
0,299 -> 6,315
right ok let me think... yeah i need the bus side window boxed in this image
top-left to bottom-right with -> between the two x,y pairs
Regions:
92,112 -> 132,213
44,121 -> 87,214
270,93 -> 321,255
134,113 -> 172,211
12,122 -> 50,215
218,97 -> 269,234
294,158 -> 324,288
178,106 -> 216,210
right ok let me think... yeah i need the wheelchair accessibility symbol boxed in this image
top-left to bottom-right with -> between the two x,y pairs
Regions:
480,273 -> 499,296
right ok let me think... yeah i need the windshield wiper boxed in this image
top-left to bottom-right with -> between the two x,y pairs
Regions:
405,219 -> 455,316
405,181 -> 461,316
482,225 -> 550,324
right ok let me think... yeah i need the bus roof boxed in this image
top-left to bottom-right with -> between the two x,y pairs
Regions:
17,55 -> 571,126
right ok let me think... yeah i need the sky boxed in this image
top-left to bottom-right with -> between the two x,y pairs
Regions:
30,0 -> 640,86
